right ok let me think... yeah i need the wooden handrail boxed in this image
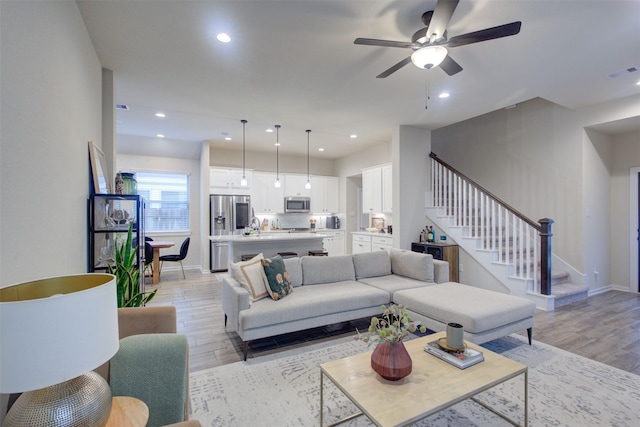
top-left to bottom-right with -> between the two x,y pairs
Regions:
430,153 -> 541,231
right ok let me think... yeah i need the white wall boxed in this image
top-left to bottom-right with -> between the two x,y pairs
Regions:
209,146 -> 335,176
432,98 -> 584,270
116,152 -> 202,271
583,129 -> 612,290
431,96 -> 640,292
0,0 -> 102,285
610,131 -> 640,289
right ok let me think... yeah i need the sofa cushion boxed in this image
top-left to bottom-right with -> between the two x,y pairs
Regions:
301,255 -> 355,285
394,282 -> 536,333
230,254 -> 269,302
283,257 -> 303,287
358,274 -> 432,297
239,281 -> 390,330
390,249 -> 434,282
262,255 -> 293,301
353,250 -> 392,279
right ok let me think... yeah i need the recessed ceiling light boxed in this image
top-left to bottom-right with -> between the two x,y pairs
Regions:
636,80 -> 640,86
217,33 -> 231,43
157,134 -> 165,138
274,142 -> 280,146
350,134 -> 357,139
155,112 -> 166,118
266,128 -> 273,133
225,137 -> 232,141
439,92 -> 450,98
318,148 -> 325,152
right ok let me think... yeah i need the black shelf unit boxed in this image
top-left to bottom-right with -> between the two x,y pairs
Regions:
88,194 -> 145,280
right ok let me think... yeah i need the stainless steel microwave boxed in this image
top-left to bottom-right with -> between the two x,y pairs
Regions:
284,197 -> 311,213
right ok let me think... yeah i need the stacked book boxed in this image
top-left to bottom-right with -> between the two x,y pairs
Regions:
424,339 -> 484,369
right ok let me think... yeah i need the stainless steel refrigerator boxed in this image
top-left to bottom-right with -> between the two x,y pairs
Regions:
210,194 -> 251,271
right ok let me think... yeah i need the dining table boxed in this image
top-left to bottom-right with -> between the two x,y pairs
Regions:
147,240 -> 175,285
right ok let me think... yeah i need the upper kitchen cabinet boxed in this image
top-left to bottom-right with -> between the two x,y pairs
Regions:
284,174 -> 310,198
382,164 -> 393,213
362,164 -> 392,214
210,167 -> 252,195
311,176 -> 339,213
252,172 -> 284,213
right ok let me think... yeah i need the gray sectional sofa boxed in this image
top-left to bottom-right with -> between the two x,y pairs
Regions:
222,249 -> 535,360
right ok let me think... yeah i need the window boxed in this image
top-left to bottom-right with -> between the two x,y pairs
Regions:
136,172 -> 190,232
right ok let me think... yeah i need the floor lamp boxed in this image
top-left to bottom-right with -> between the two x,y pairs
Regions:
0,273 -> 119,426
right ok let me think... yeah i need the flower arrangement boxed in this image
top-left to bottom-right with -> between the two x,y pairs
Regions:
357,304 -> 426,344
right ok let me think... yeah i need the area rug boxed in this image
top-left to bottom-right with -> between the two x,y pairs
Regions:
189,335 -> 640,426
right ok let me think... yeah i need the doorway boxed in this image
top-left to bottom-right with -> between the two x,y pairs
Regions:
631,167 -> 640,292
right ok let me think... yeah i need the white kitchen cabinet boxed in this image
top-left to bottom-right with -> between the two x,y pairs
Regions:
352,234 -> 372,254
252,172 -> 284,213
382,164 -> 393,213
210,167 -> 252,194
311,176 -> 339,213
284,174 -> 310,198
322,230 -> 345,256
372,235 -> 392,253
362,167 -> 382,214
362,164 -> 392,214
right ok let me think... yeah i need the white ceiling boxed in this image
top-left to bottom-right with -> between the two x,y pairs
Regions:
77,0 -> 640,160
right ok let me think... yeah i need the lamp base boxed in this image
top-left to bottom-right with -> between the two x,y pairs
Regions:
4,371 -> 112,427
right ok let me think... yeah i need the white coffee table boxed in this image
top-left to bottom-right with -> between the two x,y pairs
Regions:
319,332 -> 528,427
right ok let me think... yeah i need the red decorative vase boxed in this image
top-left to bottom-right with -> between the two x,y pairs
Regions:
370,341 -> 412,381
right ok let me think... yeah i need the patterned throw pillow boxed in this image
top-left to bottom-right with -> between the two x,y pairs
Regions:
230,253 -> 269,302
261,255 -> 293,301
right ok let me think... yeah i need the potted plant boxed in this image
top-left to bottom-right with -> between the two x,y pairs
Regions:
108,223 -> 157,307
357,304 -> 426,381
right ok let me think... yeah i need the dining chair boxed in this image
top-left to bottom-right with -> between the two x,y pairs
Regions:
159,237 -> 190,279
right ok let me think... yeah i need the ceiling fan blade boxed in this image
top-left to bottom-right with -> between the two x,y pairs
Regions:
439,55 -> 463,76
426,0 -> 460,41
354,38 -> 417,49
376,56 -> 412,78
444,21 -> 522,48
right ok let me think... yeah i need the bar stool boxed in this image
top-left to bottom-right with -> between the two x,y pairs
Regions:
308,250 -> 328,256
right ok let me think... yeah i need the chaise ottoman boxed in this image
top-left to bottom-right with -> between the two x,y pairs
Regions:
393,282 -> 536,345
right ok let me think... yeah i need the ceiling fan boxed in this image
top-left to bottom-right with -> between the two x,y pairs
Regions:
354,0 -> 521,78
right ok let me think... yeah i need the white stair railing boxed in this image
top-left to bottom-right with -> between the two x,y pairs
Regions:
430,153 -> 552,295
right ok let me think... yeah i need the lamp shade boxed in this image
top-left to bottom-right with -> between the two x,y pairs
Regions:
0,273 -> 119,393
411,45 -> 448,69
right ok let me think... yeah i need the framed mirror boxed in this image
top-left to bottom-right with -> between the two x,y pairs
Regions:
88,141 -> 111,194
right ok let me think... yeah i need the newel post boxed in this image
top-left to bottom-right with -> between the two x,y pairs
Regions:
538,218 -> 554,295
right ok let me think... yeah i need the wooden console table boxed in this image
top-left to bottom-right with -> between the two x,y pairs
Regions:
105,396 -> 149,427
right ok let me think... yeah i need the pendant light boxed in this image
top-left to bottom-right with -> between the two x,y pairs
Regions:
305,129 -> 311,189
240,119 -> 247,186
274,124 -> 281,188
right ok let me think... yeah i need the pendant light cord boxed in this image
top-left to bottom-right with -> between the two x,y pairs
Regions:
306,129 -> 311,183
241,119 -> 247,176
275,124 -> 281,185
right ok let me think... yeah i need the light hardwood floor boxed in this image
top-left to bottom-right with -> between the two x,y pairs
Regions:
147,269 -> 640,375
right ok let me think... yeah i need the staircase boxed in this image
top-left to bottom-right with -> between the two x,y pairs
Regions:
426,153 -> 587,311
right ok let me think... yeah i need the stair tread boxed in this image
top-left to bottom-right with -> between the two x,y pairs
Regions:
551,282 -> 589,298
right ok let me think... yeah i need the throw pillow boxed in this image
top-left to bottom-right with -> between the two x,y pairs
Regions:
230,254 -> 269,302
261,255 -> 293,301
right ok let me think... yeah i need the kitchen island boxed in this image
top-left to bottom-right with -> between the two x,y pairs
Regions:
209,232 -> 325,270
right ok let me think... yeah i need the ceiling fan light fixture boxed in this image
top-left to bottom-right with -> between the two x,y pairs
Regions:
411,45 -> 448,69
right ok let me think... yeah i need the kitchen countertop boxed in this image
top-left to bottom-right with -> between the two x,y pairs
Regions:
351,231 -> 392,236
209,232 -> 326,242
